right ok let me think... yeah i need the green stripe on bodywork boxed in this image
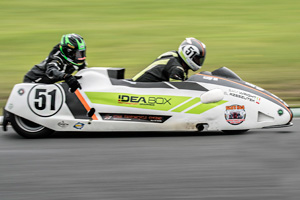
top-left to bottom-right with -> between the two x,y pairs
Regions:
85,92 -> 191,111
172,97 -> 201,112
185,100 -> 227,114
85,92 -> 227,114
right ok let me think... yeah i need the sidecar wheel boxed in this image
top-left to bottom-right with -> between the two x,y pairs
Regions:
9,113 -> 54,138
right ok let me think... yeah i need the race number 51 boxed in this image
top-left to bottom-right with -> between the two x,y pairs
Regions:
28,85 -> 64,117
185,46 -> 197,58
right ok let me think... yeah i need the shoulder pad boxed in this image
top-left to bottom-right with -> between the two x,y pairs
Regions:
157,51 -> 178,59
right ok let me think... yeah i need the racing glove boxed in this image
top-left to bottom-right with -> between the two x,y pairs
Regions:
64,74 -> 82,93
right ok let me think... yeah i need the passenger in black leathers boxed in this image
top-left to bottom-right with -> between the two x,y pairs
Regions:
23,33 -> 87,92
132,37 -> 206,82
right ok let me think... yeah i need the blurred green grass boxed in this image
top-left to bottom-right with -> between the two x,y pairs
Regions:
1,0 -> 299,108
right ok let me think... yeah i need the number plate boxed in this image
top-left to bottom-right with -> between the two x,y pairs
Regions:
28,84 -> 64,117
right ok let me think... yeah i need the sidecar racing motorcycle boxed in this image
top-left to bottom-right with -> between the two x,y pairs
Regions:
2,67 -> 293,138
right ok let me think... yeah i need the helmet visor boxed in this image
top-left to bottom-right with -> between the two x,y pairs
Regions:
75,50 -> 86,61
192,54 -> 205,67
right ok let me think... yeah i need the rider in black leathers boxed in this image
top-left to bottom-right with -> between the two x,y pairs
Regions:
23,33 -> 87,92
132,37 -> 206,82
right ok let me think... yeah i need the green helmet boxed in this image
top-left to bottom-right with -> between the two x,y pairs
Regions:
59,33 -> 86,65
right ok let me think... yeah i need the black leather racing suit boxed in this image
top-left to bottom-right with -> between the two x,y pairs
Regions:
23,44 -> 86,83
132,51 -> 188,82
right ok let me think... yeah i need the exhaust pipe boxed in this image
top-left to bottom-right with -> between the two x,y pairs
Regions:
196,123 -> 208,132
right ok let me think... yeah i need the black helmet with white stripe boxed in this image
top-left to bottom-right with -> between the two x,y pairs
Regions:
178,37 -> 206,71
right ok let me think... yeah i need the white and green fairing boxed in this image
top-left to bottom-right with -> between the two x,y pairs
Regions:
5,67 -> 293,133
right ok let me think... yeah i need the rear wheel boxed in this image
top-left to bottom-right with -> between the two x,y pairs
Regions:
9,113 -> 54,138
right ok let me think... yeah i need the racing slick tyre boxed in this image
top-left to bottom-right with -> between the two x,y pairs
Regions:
9,113 -> 54,138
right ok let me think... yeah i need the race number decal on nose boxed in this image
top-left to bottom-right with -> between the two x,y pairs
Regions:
28,84 -> 64,117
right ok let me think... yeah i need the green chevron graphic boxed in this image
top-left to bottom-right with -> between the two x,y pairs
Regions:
85,92 -> 191,111
185,100 -> 227,114
172,97 -> 201,112
85,92 -> 227,114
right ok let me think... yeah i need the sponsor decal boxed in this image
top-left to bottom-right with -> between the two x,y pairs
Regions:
225,104 -> 246,125
243,81 -> 288,107
73,122 -> 85,129
118,95 -> 171,106
85,92 -> 191,111
58,121 -> 69,128
100,113 -> 171,123
203,76 -> 218,81
256,97 -> 261,104
228,89 -> 258,103
67,44 -> 75,49
18,88 -> 25,95
85,92 -> 227,114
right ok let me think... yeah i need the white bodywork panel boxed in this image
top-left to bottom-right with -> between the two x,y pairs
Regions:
5,67 -> 292,132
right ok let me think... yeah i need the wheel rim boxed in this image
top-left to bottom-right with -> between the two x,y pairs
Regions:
14,116 -> 45,133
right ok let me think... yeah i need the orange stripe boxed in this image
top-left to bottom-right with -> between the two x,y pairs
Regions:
75,90 -> 98,120
193,38 -> 205,56
196,74 -> 293,121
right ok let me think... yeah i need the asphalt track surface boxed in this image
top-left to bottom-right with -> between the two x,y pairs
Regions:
1,119 -> 300,200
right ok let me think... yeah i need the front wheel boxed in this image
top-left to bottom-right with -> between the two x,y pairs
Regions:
9,113 -> 54,138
